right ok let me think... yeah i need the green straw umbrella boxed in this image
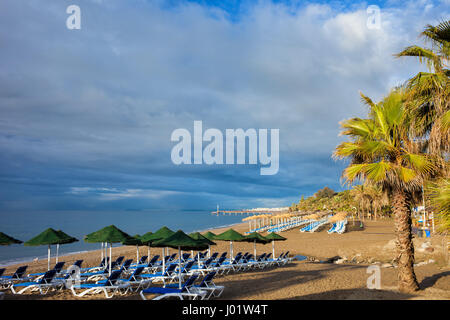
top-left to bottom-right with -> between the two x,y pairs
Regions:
243,232 -> 270,258
264,232 -> 287,258
54,230 -> 79,264
24,228 -> 79,270
202,231 -> 217,240
214,229 -> 246,261
140,231 -> 154,260
202,231 -> 218,258
122,234 -> 144,264
0,232 -> 23,245
84,225 -> 132,275
189,232 -> 216,259
140,227 -> 175,273
152,230 -> 208,289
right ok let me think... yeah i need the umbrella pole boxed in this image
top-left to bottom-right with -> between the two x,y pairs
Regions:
208,245 -> 211,258
101,242 -> 104,261
136,245 -> 139,264
254,240 -> 256,258
178,247 -> 182,289
109,243 -> 112,276
230,241 -> 233,261
48,244 -> 51,270
162,248 -> 165,285
272,240 -> 275,258
56,244 -> 59,264
148,246 -> 150,260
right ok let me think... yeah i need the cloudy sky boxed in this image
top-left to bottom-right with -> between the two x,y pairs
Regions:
0,0 -> 448,212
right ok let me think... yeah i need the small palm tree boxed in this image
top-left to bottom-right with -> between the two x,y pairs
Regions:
350,184 -> 371,221
334,89 -> 437,292
367,183 -> 389,221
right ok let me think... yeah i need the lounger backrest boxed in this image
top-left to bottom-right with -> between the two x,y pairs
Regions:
139,256 -> 148,264
115,256 -> 125,265
182,261 -> 195,273
170,253 -> 177,261
121,259 -> 133,270
203,257 -> 213,267
13,266 -> 28,279
219,252 -> 227,259
164,264 -> 177,276
74,260 -> 83,268
199,271 -> 216,287
265,253 -> 272,260
215,256 -> 226,267
210,252 -> 218,260
182,253 -> 190,261
0,268 -> 5,277
131,267 -> 145,279
232,253 -> 242,264
53,262 -> 65,272
39,269 -> 57,284
105,270 -> 122,286
181,274 -> 198,290
147,255 -> 160,266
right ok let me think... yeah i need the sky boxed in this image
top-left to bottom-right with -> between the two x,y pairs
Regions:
0,0 -> 448,212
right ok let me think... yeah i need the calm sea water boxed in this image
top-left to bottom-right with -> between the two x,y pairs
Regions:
0,209 -> 246,266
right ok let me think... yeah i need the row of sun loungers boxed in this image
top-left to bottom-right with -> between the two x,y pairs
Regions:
327,219 -> 348,234
1,250 -> 293,300
266,219 -> 312,233
299,218 -> 329,233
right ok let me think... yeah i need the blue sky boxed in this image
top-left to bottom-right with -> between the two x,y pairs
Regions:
0,0 -> 448,212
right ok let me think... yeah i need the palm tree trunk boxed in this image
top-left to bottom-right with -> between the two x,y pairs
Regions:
392,188 -> 419,292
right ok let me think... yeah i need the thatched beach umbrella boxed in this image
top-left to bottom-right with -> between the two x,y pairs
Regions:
214,228 -> 246,260
84,225 -> 132,275
0,232 -> 23,245
264,232 -> 287,258
123,234 -> 144,264
140,231 -> 154,260
141,227 -> 175,273
244,232 -> 270,258
24,228 -> 78,270
189,232 -> 216,258
152,230 -> 208,289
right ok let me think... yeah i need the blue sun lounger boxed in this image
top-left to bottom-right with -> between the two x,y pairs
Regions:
70,270 -> 129,299
28,261 -> 65,278
140,274 -> 204,300
139,263 -> 177,284
192,271 -> 224,299
0,266 -> 29,288
11,269 -> 60,295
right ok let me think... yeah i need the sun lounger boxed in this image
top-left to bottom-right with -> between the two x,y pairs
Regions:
81,257 -> 109,272
139,263 -> 178,285
70,270 -> 129,299
29,262 -> 66,279
192,271 -> 224,299
0,266 -> 29,288
11,269 -> 61,295
140,274 -> 205,300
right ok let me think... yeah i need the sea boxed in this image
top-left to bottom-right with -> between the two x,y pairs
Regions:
0,209 -> 247,267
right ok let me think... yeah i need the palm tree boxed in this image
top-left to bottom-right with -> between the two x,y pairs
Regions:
426,178 -> 450,232
395,20 -> 450,158
367,183 -> 389,221
350,184 -> 371,221
334,89 -> 437,293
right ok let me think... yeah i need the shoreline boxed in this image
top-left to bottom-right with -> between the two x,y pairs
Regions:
0,221 -> 246,268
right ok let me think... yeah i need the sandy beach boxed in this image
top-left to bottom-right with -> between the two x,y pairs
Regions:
2,219 -> 449,300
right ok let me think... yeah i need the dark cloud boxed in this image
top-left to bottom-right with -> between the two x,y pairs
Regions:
0,0 -> 447,211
